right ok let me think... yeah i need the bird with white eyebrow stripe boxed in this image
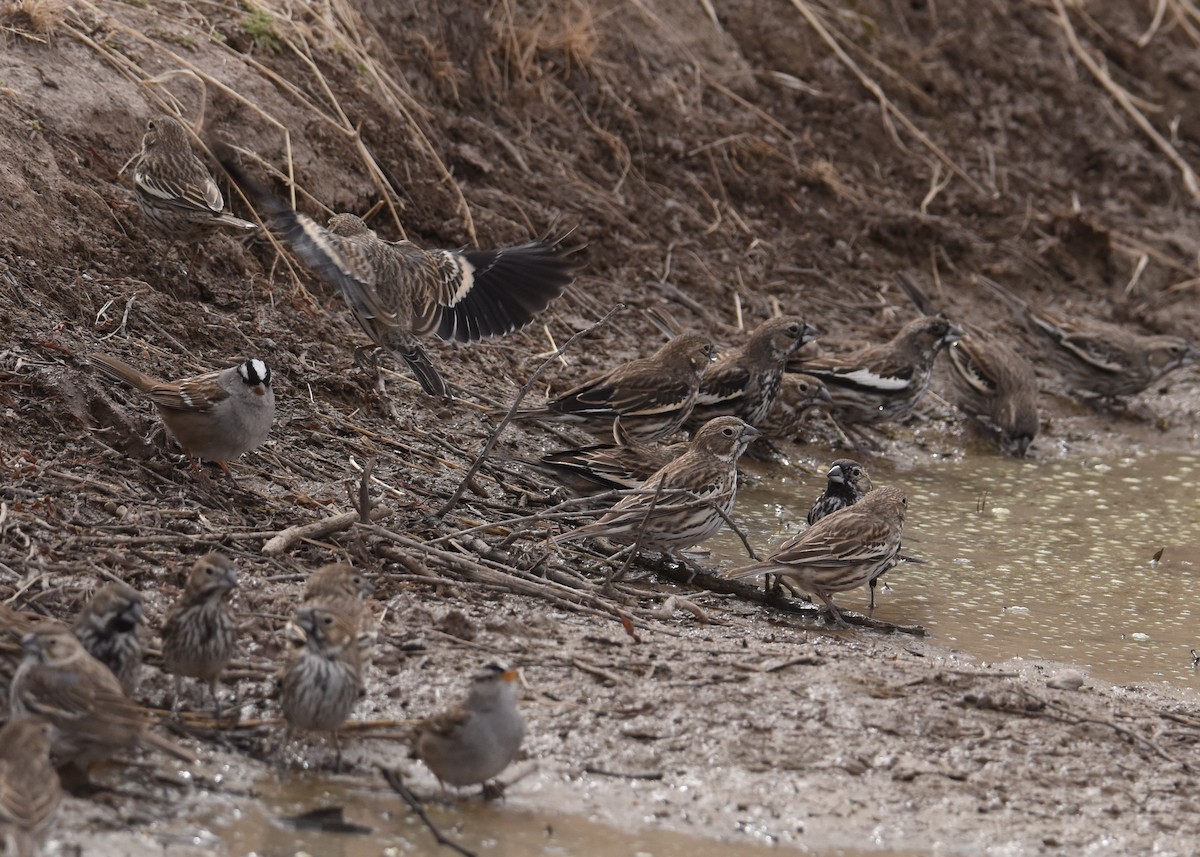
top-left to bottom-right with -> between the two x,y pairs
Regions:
214,150 -> 581,398
788,315 -> 962,427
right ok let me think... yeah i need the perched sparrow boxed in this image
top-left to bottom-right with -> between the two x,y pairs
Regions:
0,717 -> 61,857
279,605 -> 363,764
1,608 -> 62,713
10,626 -> 194,770
894,273 -> 1038,456
945,328 -> 1039,456
161,553 -> 239,713
414,663 -> 524,790
1029,309 -> 1196,400
87,353 -> 275,473
979,276 -> 1197,400
755,373 -> 832,441
806,459 -> 873,525
513,333 -> 717,442
301,563 -> 378,670
555,416 -> 759,556
72,581 -> 145,697
725,485 -> 907,627
132,115 -> 256,243
805,459 -> 884,608
534,433 -> 679,494
686,316 -> 816,429
214,151 -> 578,398
790,316 -> 962,426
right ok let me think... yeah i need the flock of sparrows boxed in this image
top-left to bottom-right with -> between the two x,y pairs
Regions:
3,109 -> 1197,853
0,556 -> 525,855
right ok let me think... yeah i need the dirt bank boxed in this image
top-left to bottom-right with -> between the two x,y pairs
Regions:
1,0 -> 1199,854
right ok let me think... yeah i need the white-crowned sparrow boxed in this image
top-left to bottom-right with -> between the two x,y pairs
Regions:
415,663 -> 525,790
87,353 -> 275,472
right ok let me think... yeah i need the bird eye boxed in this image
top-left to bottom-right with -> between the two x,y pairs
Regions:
722,427 -> 734,436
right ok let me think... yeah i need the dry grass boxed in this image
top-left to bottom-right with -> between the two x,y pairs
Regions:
1,0 -> 67,36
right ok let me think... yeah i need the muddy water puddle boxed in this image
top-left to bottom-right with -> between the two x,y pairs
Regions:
208,775 -> 918,856
719,451 -> 1200,688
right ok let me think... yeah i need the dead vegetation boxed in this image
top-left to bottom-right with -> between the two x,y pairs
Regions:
2,0 -> 1200,852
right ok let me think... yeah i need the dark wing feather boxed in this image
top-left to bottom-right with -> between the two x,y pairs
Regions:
431,243 -> 579,343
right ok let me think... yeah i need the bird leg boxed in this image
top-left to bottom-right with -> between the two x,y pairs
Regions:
668,549 -> 712,585
216,460 -> 241,487
815,591 -> 848,628
480,779 -> 508,801
170,674 -> 184,718
208,676 -> 223,722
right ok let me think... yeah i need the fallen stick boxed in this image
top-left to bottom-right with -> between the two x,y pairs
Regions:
437,304 -> 624,519
262,505 -> 395,555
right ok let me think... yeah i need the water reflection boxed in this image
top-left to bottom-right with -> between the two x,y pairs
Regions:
715,453 -> 1200,688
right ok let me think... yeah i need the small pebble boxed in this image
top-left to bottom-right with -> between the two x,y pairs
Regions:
1046,669 -> 1085,691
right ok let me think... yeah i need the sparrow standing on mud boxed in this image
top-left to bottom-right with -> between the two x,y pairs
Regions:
978,276 -> 1197,401
755,373 -> 832,441
790,316 -> 962,427
10,626 -> 194,771
513,333 -> 716,441
87,353 -> 275,476
944,327 -> 1040,455
807,459 -> 873,526
72,581 -> 145,697
534,420 -> 682,494
1,608 -> 62,713
300,563 -> 378,670
686,316 -> 816,430
806,459 -> 887,608
279,604 -> 363,766
413,663 -> 525,792
555,416 -> 758,558
132,115 -> 257,245
161,552 -> 239,714
214,150 -> 579,398
726,485 -> 907,626
0,717 -> 61,857
894,273 -> 1038,456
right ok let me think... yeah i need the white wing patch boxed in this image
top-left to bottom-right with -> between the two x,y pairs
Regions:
838,368 -> 911,391
445,255 -> 476,307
